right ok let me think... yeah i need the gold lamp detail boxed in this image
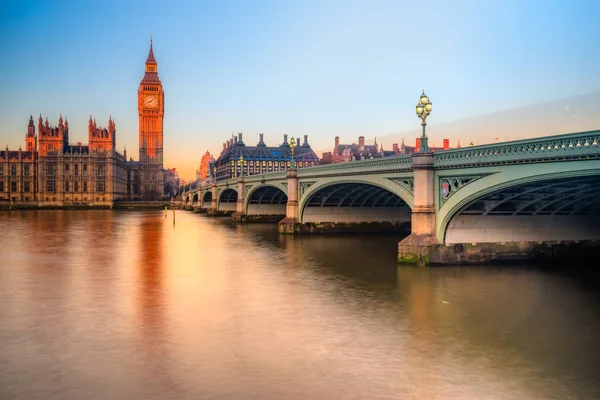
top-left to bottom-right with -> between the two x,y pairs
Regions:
237,155 -> 244,177
415,90 -> 433,152
289,136 -> 296,169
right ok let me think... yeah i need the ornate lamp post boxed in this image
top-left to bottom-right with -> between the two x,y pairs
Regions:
415,90 -> 433,152
213,166 -> 217,182
289,137 -> 296,169
237,155 -> 244,177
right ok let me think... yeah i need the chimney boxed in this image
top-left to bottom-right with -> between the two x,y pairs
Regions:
393,143 -> 399,153
234,136 -> 238,144
443,139 -> 450,150
283,134 -> 288,144
359,136 -> 365,148
238,132 -> 243,142
335,136 -> 339,148
223,142 -> 226,151
416,138 -> 421,152
259,133 -> 264,144
303,135 -> 308,146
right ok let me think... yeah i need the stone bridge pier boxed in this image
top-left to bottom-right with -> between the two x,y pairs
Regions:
232,177 -> 246,222
207,182 -> 224,216
278,169 -> 299,232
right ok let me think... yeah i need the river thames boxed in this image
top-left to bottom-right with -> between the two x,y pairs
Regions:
1,210 -> 599,399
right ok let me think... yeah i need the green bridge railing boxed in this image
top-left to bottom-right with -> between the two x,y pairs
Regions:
183,130 -> 600,197
433,129 -> 600,169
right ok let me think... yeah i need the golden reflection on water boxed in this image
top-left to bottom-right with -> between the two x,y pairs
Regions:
1,211 -> 600,400
137,217 -> 165,336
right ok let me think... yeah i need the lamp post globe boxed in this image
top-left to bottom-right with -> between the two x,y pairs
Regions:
237,155 -> 244,177
289,137 -> 296,169
415,90 -> 433,152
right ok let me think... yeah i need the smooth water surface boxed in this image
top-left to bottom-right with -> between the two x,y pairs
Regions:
1,210 -> 599,399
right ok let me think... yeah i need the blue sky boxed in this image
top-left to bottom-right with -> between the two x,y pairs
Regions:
1,0 -> 599,179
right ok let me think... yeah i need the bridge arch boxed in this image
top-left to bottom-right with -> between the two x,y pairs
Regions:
192,192 -> 198,207
438,163 -> 600,243
299,179 -> 413,225
201,191 -> 212,208
245,184 -> 288,216
218,188 -> 238,212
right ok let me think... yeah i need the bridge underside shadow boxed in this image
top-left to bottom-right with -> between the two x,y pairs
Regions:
193,192 -> 212,213
209,188 -> 237,216
202,192 -> 212,208
300,182 -> 411,233
246,186 -> 288,222
446,176 -> 600,243
400,175 -> 600,265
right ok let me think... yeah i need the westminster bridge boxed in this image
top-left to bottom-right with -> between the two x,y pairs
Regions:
181,130 -> 600,264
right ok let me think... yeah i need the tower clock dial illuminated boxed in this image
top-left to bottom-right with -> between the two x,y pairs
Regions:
144,95 -> 158,108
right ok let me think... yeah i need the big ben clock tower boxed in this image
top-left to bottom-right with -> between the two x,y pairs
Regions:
138,38 -> 164,199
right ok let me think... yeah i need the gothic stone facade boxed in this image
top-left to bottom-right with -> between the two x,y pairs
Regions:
0,115 -> 139,206
0,40 -> 168,205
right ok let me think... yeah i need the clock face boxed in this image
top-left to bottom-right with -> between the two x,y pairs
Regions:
144,95 -> 158,108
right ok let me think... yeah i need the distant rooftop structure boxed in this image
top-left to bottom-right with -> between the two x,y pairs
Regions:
213,133 -> 319,181
322,136 -> 460,164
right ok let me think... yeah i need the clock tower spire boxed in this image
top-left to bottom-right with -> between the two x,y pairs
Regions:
138,37 -> 164,200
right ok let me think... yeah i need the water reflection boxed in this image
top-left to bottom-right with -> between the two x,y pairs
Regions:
1,211 -> 599,400
134,214 -> 182,398
137,216 -> 165,336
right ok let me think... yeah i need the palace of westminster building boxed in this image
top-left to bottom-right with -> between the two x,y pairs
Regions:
0,40 -> 166,205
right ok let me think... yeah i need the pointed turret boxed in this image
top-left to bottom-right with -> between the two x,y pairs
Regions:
141,36 -> 160,83
25,116 -> 35,148
37,114 -> 43,139
146,36 -> 156,64
108,115 -> 116,141
58,114 -> 64,137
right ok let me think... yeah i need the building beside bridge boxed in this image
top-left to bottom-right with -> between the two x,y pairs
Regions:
0,115 -> 135,205
321,136 -> 460,164
196,150 -> 215,184
213,132 -> 319,181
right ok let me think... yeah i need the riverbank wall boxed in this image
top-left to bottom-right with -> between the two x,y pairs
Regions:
398,239 -> 600,265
